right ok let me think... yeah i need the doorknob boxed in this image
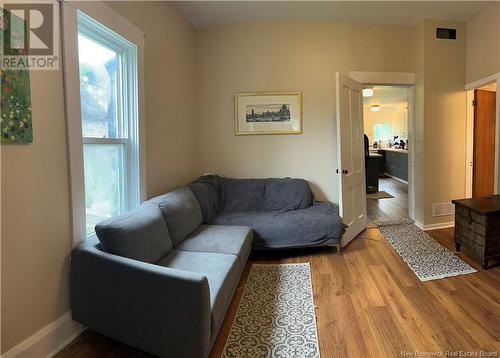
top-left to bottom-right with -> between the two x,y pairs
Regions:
343,169 -> 349,175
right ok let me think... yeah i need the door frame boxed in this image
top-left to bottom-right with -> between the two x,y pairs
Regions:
349,71 -> 416,220
465,72 -> 500,197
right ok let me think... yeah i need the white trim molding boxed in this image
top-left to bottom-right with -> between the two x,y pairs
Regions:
465,72 -> 500,91
348,71 -> 416,85
415,220 -> 455,231
1,313 -> 80,358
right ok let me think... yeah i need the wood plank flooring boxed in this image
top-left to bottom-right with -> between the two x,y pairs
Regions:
56,228 -> 500,358
367,177 -> 409,223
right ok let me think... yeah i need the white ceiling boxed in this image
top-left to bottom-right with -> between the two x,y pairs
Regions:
363,86 -> 408,108
175,1 -> 493,29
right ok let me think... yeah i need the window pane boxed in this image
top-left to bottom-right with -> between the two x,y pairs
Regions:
83,144 -> 125,234
373,123 -> 392,143
78,34 -> 121,138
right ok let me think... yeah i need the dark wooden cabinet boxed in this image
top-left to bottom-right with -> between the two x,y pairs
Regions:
452,195 -> 500,269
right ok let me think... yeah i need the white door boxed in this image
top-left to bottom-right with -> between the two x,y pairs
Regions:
336,73 -> 367,247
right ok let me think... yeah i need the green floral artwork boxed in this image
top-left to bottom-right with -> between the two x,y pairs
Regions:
1,8 -> 33,144
1,70 -> 33,144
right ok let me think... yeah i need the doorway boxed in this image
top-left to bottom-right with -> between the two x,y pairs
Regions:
362,86 -> 412,223
470,84 -> 497,197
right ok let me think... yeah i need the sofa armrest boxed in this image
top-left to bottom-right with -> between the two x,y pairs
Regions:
70,237 -> 211,358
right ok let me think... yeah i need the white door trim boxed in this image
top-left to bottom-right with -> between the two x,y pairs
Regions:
407,86 -> 416,220
465,89 -> 475,197
349,71 -> 416,221
349,71 -> 416,85
464,72 -> 500,196
465,73 -> 499,91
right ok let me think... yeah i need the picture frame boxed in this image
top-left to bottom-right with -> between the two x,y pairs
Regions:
234,91 -> 302,135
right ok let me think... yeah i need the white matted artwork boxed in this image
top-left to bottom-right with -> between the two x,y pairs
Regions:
234,92 -> 302,135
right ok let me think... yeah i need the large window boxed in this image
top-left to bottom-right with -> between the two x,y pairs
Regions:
77,12 -> 140,235
373,123 -> 392,143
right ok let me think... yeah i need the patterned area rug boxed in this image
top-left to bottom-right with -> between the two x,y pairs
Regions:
376,218 -> 477,281
366,191 -> 394,199
222,263 -> 320,358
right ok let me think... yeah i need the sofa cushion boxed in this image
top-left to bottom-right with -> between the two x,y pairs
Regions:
175,225 -> 253,269
264,178 -> 313,211
149,187 -> 203,245
212,202 -> 345,249
188,176 -> 220,224
156,250 -> 240,335
219,178 -> 266,212
95,203 -> 172,263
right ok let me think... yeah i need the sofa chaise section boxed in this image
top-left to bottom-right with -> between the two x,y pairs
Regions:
189,175 -> 345,250
213,202 -> 344,249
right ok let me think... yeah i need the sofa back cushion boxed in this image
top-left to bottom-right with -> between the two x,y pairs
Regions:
264,178 -> 313,211
219,178 -> 266,213
150,187 -> 203,245
188,175 -> 220,224
95,203 -> 172,263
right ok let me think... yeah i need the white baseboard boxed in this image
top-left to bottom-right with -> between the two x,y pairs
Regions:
2,312 -> 80,358
415,220 -> 455,231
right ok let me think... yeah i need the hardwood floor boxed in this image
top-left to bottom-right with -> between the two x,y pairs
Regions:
367,177 -> 409,223
56,228 -> 500,358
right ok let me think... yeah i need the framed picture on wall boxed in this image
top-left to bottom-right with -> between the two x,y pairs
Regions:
234,92 -> 302,135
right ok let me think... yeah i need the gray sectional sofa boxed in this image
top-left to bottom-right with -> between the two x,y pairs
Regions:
70,177 -> 344,358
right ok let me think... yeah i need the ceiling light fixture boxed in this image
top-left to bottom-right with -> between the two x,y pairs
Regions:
370,105 -> 381,112
362,88 -> 374,97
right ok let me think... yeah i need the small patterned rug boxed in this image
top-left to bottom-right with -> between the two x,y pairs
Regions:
222,263 -> 320,358
376,218 -> 477,281
367,191 -> 394,199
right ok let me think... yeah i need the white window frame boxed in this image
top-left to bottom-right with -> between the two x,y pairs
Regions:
62,1 -> 146,247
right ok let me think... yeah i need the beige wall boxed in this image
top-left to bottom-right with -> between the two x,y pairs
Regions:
421,19 -> 467,225
466,2 -> 500,84
1,69 -> 72,354
196,21 -> 415,202
109,2 -> 199,198
1,2 -> 198,353
196,19 -> 466,225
